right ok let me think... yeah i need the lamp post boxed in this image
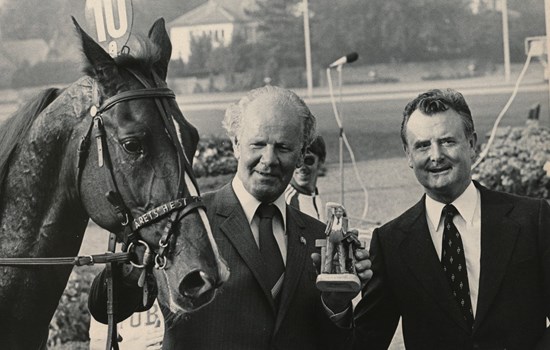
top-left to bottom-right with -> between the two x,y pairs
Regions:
501,0 -> 511,82
302,0 -> 313,98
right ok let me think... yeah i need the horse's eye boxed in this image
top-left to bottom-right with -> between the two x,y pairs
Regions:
121,139 -> 143,154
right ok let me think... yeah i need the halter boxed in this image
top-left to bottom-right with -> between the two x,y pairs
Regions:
77,68 -> 205,267
77,68 -> 206,350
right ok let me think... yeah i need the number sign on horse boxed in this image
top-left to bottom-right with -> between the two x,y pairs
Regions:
0,18 -> 229,349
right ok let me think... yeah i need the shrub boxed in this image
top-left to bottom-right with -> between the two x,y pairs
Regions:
472,121 -> 550,199
48,266 -> 100,347
193,136 -> 237,178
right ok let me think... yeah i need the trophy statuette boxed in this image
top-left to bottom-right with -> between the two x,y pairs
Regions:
315,202 -> 365,293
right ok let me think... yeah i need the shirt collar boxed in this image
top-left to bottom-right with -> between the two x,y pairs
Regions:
425,181 -> 479,230
232,176 -> 287,228
289,180 -> 318,195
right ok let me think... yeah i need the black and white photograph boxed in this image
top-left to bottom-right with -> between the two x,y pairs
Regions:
0,0 -> 548,349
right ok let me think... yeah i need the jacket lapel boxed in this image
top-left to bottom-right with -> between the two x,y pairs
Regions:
273,208 -> 309,333
398,197 -> 471,332
473,185 -> 519,330
215,185 -> 278,313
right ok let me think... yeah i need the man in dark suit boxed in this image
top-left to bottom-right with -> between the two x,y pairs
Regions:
353,88 -> 550,350
89,85 -> 372,349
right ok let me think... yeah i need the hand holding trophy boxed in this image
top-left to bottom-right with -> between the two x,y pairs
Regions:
315,202 -> 366,293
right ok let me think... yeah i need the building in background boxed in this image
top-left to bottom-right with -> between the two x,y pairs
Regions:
168,0 -> 258,63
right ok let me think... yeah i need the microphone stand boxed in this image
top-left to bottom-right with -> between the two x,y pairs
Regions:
326,65 -> 345,206
337,65 -> 344,206
326,65 -> 376,224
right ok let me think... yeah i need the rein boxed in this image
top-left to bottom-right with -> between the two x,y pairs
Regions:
0,69 -> 204,350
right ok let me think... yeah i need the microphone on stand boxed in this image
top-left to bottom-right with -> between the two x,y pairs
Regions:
325,50 -> 371,220
328,52 -> 359,68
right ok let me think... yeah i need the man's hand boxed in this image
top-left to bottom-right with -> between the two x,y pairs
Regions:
312,248 -> 373,313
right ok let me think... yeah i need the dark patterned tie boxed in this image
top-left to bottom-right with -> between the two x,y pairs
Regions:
441,204 -> 474,328
257,203 -> 285,300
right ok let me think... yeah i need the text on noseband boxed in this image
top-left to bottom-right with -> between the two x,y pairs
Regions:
133,197 -> 201,230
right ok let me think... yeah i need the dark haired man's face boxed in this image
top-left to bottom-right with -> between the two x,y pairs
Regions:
291,151 -> 322,193
404,109 -> 477,203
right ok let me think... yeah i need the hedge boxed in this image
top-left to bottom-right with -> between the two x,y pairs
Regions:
472,120 -> 550,199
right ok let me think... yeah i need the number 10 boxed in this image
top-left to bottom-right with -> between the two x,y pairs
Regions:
88,0 -> 128,42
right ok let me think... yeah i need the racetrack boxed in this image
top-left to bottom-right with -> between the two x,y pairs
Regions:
182,84 -> 549,164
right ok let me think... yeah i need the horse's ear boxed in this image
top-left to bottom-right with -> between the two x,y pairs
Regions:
148,18 -> 171,81
72,16 -> 118,85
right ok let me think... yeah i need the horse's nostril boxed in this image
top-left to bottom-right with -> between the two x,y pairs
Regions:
179,270 -> 212,298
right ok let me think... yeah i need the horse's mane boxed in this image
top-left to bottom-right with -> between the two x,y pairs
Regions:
0,88 -> 61,198
113,36 -> 161,72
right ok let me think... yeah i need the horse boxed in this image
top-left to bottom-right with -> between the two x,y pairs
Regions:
0,18 -> 229,349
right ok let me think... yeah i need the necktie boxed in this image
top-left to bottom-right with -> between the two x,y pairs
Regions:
257,203 -> 285,300
441,204 -> 474,328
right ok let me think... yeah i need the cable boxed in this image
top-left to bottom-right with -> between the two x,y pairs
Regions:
326,67 -> 372,221
471,46 -> 535,170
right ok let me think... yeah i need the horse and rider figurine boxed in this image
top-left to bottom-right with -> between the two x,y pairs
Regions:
315,202 -> 365,293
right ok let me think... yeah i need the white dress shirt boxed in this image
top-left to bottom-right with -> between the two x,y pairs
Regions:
232,177 -> 288,264
425,181 -> 481,316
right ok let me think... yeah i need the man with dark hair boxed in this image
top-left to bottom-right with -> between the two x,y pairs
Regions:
353,88 -> 550,350
89,85 -> 372,349
285,135 -> 327,221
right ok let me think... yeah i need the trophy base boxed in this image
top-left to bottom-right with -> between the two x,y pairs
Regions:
316,273 -> 361,293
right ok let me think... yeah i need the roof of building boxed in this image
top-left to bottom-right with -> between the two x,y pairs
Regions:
168,0 -> 256,27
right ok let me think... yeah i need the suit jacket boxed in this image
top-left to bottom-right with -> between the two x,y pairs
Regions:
353,182 -> 550,350
89,182 -> 352,349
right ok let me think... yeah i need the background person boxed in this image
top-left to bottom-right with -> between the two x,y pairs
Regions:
89,85 -> 372,350
353,88 -> 550,350
285,135 -> 327,221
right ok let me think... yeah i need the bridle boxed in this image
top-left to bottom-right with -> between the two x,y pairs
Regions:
0,68 -> 206,349
83,68 -> 207,349
78,67 -> 205,269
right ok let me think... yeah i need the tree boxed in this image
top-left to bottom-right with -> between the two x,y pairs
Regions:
247,0 -> 304,83
0,0 -> 83,41
311,0 -> 474,64
186,35 -> 213,74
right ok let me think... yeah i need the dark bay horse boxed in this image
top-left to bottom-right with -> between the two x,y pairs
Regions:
0,18 -> 229,349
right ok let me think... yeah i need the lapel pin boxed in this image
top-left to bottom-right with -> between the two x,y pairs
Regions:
300,236 -> 307,245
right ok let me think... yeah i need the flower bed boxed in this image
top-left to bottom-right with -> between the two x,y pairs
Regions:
192,136 -> 237,178
472,121 -> 550,199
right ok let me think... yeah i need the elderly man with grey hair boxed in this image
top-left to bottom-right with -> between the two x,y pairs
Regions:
89,85 -> 372,350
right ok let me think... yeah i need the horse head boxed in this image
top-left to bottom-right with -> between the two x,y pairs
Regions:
73,18 -> 229,314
